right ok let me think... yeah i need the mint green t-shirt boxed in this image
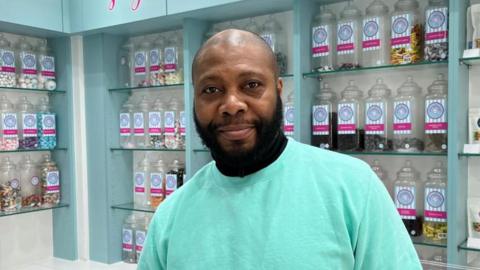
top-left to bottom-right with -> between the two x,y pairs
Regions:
138,139 -> 421,269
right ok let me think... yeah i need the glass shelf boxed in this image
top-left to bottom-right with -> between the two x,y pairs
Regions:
0,203 -> 69,218
303,60 -> 448,78
280,74 -> 293,78
336,150 -> 447,157
0,147 -> 67,153
458,239 -> 480,252
459,153 -> 480,157
193,148 -> 210,153
411,235 -> 447,248
460,56 -> 480,66
110,147 -> 185,152
111,203 -> 155,213
0,86 -> 66,94
108,83 -> 184,92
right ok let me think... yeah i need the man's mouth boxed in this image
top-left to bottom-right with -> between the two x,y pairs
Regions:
217,124 -> 255,141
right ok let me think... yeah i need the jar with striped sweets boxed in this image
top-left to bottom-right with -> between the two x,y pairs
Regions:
424,74 -> 448,152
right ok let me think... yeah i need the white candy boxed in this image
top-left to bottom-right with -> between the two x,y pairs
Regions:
20,83 -> 27,88
46,80 -> 56,91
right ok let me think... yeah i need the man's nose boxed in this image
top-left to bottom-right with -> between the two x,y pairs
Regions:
219,91 -> 247,116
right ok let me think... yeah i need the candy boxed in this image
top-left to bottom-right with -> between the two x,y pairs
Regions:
425,134 -> 447,152
40,158 -> 60,207
0,181 -> 19,212
19,137 -> 38,149
364,134 -> 393,151
393,137 -> 424,152
311,112 -> 337,150
37,112 -> 57,149
0,138 -> 19,151
424,43 -> 448,62
45,80 -> 56,91
391,24 -> 423,65
337,129 -> 365,151
0,72 -> 15,87
17,74 -> 40,89
423,222 -> 447,241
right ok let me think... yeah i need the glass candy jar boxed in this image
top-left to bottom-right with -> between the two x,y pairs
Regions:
36,40 -> 56,90
283,92 -> 295,137
164,32 -> 183,85
134,156 -> 150,208
393,76 -> 424,152
424,74 -> 448,152
149,36 -> 165,86
311,82 -> 337,150
336,2 -> 362,69
133,96 -> 150,148
150,159 -> 166,209
165,159 -> 185,199
118,41 -> 133,88
20,155 -> 41,207
370,159 -> 391,196
119,98 -> 134,148
260,15 -> 288,75
311,7 -> 336,72
390,0 -> 422,64
424,0 -> 448,61
0,157 -> 20,212
364,78 -> 392,151
40,154 -> 60,207
164,98 -> 183,149
361,0 -> 390,67
148,98 -> 165,149
423,161 -> 447,241
0,95 -> 19,151
244,18 -> 260,34
17,96 -> 38,149
122,214 -> 137,263
337,80 -> 364,151
394,160 -> 423,236
0,34 -> 17,87
133,39 -> 150,87
16,37 -> 38,89
37,97 -> 57,150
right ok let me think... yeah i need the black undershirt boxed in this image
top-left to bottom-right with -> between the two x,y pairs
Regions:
213,132 -> 288,177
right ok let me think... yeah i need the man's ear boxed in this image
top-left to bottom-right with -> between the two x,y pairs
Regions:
276,78 -> 283,97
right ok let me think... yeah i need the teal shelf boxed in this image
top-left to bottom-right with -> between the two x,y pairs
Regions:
460,57 -> 480,66
0,86 -> 66,94
110,147 -> 185,152
0,203 -> 69,218
111,203 -> 155,213
280,73 -> 294,78
459,153 -> 480,157
0,147 -> 67,153
412,235 -> 447,248
458,239 -> 480,252
108,83 -> 184,92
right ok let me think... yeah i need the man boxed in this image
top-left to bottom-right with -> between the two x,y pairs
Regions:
138,29 -> 422,269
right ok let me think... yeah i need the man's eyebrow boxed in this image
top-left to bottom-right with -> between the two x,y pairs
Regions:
236,71 -> 269,79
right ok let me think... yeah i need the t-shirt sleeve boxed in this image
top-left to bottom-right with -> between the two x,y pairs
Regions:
353,171 -> 422,270
137,213 -> 165,270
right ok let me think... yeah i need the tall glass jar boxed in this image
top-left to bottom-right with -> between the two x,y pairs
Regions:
311,82 -> 337,149
424,0 -> 448,61
37,97 -> 57,150
283,92 -> 295,138
0,95 -> 19,151
40,154 -> 60,207
165,159 -> 185,198
135,214 -> 149,260
164,31 -> 183,85
150,159 -> 166,209
149,36 -> 165,86
133,96 -> 150,148
148,98 -> 165,149
17,96 -> 38,149
134,156 -> 150,208
364,78 -> 392,151
20,155 -> 41,207
164,98 -> 182,149
36,40 -> 56,90
393,76 -> 424,152
390,0 -> 422,65
336,2 -> 362,69
133,39 -> 150,87
362,0 -> 390,67
16,37 -> 38,89
260,15 -> 287,75
0,157 -> 20,212
337,80 -> 364,151
424,74 -> 448,152
0,34 -> 17,87
370,159 -> 391,196
179,101 -> 186,149
423,161 -> 447,241
311,8 -> 336,72
394,160 -> 423,236
119,98 -> 134,149
118,41 -> 133,88
122,214 -> 137,263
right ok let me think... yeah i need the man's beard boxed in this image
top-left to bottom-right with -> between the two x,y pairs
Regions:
194,94 -> 284,168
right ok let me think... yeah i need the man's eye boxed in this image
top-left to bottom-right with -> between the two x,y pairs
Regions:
245,82 -> 259,89
203,87 -> 221,94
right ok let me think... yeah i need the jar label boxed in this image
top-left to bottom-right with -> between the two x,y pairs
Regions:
134,51 -> 147,75
10,178 -> 20,189
164,47 -> 177,73
395,185 -> 417,219
134,172 -> 145,194
20,52 -> 37,75
424,187 -> 447,222
148,112 -> 162,135
150,172 -> 164,197
42,114 -> 56,136
365,102 -> 385,134
2,113 -> 18,137
337,103 -> 356,134
133,112 -> 145,136
283,105 -> 294,136
119,113 -> 131,136
425,98 -> 447,133
31,176 -> 40,186
149,49 -> 161,72
40,55 -> 56,79
46,171 -> 60,193
312,25 -> 330,57
393,101 -> 412,134
312,105 -> 330,135
180,111 -> 186,136
0,49 -> 16,73
165,173 -> 177,196
22,113 -> 37,137
391,14 -> 412,48
261,33 -> 276,52
164,111 -> 176,135
122,228 -> 133,251
425,8 -> 448,44
362,17 -> 381,50
135,230 -> 146,253
337,21 -> 355,54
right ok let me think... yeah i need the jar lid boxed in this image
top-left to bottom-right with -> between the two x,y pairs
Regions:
0,95 -> 13,111
366,0 -> 389,15
17,37 -> 32,51
427,161 -> 447,181
341,80 -> 363,98
368,78 -> 391,97
169,159 -> 183,170
36,40 -> 48,54
0,34 -> 11,48
428,0 -> 447,7
122,40 -> 134,51
340,2 -> 362,20
154,36 -> 166,48
137,96 -> 150,111
153,159 -> 166,169
37,97 -> 51,112
427,73 -> 448,94
139,156 -> 150,167
262,15 -> 282,33
397,160 -> 416,179
397,76 -> 421,95
371,159 -> 386,179
169,98 -> 180,111
42,154 -> 56,166
152,98 -> 165,110
316,82 -> 336,101
17,96 -> 33,112
394,0 -> 419,11
315,7 -> 336,23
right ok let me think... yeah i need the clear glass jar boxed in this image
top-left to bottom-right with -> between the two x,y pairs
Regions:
283,92 -> 295,137
424,0 -> 448,61
361,0 -> 390,67
260,15 -> 288,75
337,80 -> 364,151
20,155 -> 41,207
17,96 -> 38,149
149,36 -> 165,86
390,0 -> 422,64
424,74 -> 448,152
364,78 -> 392,151
165,159 -> 185,198
311,7 -> 336,72
336,2 -> 362,69
122,214 -> 137,263
0,95 -> 19,151
312,82 -> 337,149
134,156 -> 150,208
150,159 -> 166,209
164,98 -> 183,149
37,97 -> 57,150
0,157 -> 20,212
0,34 -> 17,87
149,98 -> 165,149
370,159 -> 391,196
393,76 -> 424,152
40,154 -> 60,207
423,161 -> 447,241
135,214 -> 149,260
394,160 -> 423,236
119,98 -> 134,149
164,31 -> 183,85
36,40 -> 56,90
133,40 -> 150,87
16,37 -> 38,89
118,41 -> 133,88
133,96 -> 150,148
244,18 -> 260,34
179,102 -> 186,149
